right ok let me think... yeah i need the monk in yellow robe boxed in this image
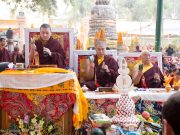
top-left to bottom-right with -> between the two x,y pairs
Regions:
132,51 -> 164,88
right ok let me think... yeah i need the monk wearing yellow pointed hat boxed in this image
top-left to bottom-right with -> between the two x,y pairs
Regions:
84,28 -> 119,91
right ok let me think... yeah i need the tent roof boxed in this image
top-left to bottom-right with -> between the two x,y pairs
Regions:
117,19 -> 180,36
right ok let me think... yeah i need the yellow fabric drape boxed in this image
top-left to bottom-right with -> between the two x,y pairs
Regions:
174,80 -> 180,86
0,68 -> 88,129
73,78 -> 88,128
142,63 -> 153,73
0,68 -> 71,75
164,75 -> 173,86
98,55 -> 104,65
134,62 -> 153,73
164,75 -> 180,86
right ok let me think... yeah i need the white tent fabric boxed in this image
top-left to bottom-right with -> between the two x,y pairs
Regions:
117,19 -> 180,36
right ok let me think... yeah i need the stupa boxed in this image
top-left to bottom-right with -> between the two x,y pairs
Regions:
112,58 -> 139,128
88,0 -> 117,48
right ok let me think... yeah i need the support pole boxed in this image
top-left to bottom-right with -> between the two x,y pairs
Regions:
155,0 -> 163,52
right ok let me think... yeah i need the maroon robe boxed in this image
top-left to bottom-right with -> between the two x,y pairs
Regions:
85,55 -> 119,91
12,52 -> 24,64
35,37 -> 66,68
0,48 -> 11,62
136,64 -> 165,88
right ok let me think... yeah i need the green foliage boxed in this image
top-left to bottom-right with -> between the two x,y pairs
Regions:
1,0 -> 57,16
63,0 -> 94,22
63,0 -> 180,22
114,0 -> 156,21
115,0 -> 180,21
2,0 -> 180,22
163,0 -> 180,19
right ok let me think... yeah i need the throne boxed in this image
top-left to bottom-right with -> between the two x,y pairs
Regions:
118,52 -> 163,76
24,28 -> 74,68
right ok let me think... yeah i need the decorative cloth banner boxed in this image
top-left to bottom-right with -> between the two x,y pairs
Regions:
0,92 -> 76,123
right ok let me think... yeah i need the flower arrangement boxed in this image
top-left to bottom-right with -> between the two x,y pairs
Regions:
8,114 -> 58,135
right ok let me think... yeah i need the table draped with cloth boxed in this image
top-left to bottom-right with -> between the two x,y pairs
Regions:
84,90 -> 175,122
0,68 -> 88,133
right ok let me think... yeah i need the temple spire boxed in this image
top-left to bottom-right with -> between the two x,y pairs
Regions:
88,0 -> 117,48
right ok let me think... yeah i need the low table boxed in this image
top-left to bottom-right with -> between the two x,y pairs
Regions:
0,68 -> 88,134
84,90 -> 175,119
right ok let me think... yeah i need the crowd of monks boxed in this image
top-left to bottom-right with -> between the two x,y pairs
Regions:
0,24 -> 179,90
0,38 -> 25,64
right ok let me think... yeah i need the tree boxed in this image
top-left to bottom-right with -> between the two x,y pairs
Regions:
115,0 -> 180,21
131,0 -> 156,21
1,0 -> 57,16
114,0 -> 156,21
63,0 -> 94,22
163,0 -> 180,19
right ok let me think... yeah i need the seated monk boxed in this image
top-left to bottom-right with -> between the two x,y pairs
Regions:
12,46 -> 24,64
84,39 -> 119,91
169,69 -> 180,90
132,50 -> 164,88
0,38 -> 11,62
29,24 -> 66,68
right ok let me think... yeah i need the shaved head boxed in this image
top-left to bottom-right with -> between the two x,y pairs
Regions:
140,50 -> 150,57
140,50 -> 151,65
95,40 -> 107,57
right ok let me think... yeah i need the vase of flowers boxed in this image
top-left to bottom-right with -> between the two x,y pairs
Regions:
7,114 -> 58,135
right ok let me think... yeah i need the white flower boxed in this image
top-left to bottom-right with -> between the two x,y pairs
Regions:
31,118 -> 37,124
48,125 -> 53,132
30,131 -> 36,135
21,128 -> 28,133
39,119 -> 44,127
19,124 -> 24,129
19,119 -> 23,125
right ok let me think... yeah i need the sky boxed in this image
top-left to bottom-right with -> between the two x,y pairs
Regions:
1,0 -> 180,35
0,0 -> 68,27
0,1 -> 11,19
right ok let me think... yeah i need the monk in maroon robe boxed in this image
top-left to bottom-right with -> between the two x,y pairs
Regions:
29,24 -> 66,68
12,46 -> 24,64
0,38 -> 11,62
84,40 -> 118,91
135,64 -> 164,88
132,51 -> 164,88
